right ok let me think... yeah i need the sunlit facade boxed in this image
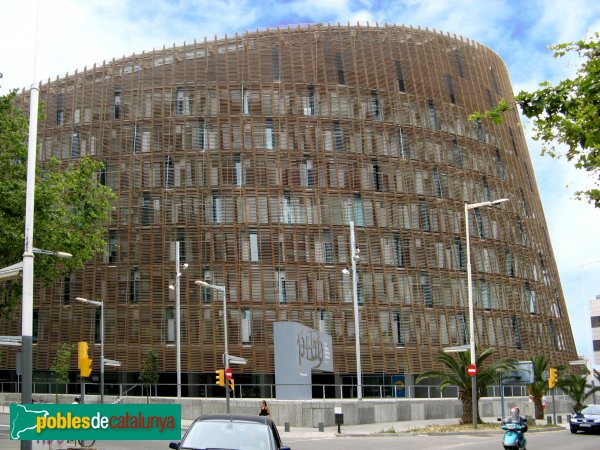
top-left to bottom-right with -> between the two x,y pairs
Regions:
1,24 -> 577,396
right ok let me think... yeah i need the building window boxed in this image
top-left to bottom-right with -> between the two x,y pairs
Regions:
242,309 -> 252,343
393,233 -> 404,267
475,120 -> 485,143
525,282 -> 536,314
454,49 -> 464,77
372,160 -> 381,191
165,156 -> 174,189
265,118 -> 274,150
301,158 -> 313,188
62,274 -> 72,305
114,90 -> 121,119
433,167 -> 443,198
202,270 -> 213,303
71,130 -> 80,158
272,47 -> 280,81
446,74 -> 456,104
334,121 -> 344,151
520,188 -> 529,217
249,232 -> 259,262
166,307 -> 175,343
323,231 -> 334,264
480,279 -> 490,310
482,177 -> 491,201
422,272 -> 432,308
517,219 -> 526,246
591,316 -> 600,328
393,311 -> 405,346
33,309 -> 39,343
94,308 -> 101,344
56,93 -> 64,126
370,90 -> 381,120
108,230 -> 118,264
142,192 -> 151,225
474,208 -> 484,238
212,194 -> 222,224
99,161 -> 107,186
512,316 -> 522,349
454,237 -> 465,271
427,99 -> 438,129
198,119 -> 206,151
335,53 -> 345,85
353,194 -> 364,226
318,310 -> 328,334
176,88 -> 186,115
177,228 -> 186,263
395,60 -> 406,92
130,267 -> 139,304
234,155 -> 242,187
283,192 -> 292,224
452,139 -> 462,168
399,128 -> 409,159
133,122 -> 141,154
457,313 -> 468,345
243,88 -> 250,115
486,88 -> 494,109
277,270 -> 287,303
419,200 -> 430,231
305,85 -> 316,116
505,247 -> 515,277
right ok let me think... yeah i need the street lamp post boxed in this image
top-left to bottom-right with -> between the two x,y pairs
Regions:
464,198 -> 508,430
195,280 -> 229,413
75,297 -> 104,404
168,242 -> 188,400
349,221 -> 362,400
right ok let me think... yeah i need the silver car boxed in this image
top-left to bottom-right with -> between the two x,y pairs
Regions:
169,414 -> 291,450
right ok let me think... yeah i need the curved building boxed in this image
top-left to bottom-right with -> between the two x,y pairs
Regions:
2,24 -> 577,396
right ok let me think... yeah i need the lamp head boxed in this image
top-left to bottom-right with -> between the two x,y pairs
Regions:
341,268 -> 350,275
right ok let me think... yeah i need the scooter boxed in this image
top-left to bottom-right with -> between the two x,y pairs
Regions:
498,417 -> 527,449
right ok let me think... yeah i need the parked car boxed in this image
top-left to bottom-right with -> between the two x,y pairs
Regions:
569,405 -> 600,434
169,414 -> 291,450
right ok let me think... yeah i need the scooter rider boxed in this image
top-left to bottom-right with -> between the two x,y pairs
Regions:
507,407 -> 528,441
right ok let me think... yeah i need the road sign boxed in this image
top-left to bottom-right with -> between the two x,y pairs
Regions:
225,367 -> 232,380
467,364 -> 477,377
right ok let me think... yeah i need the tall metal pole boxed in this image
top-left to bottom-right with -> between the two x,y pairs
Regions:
21,3 -> 41,449
350,221 -> 362,400
175,241 -> 181,400
464,203 -> 477,430
100,300 -> 104,404
222,286 -> 230,414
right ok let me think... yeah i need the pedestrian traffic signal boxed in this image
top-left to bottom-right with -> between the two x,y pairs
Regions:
228,378 -> 234,392
78,341 -> 92,378
215,369 -> 225,387
548,367 -> 558,389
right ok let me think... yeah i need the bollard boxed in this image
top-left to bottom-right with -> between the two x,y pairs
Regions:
318,422 -> 324,432
566,414 -> 571,422
557,415 -> 562,424
284,422 -> 290,432
547,416 -> 552,425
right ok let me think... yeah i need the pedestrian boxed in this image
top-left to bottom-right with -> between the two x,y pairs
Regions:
258,400 -> 270,416
72,396 -> 81,404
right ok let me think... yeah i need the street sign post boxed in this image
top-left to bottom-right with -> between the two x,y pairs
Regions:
467,364 -> 477,377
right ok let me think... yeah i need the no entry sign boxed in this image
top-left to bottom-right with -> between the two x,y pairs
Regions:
467,364 -> 477,377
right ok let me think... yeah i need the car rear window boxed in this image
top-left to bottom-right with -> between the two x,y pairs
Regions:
182,420 -> 271,449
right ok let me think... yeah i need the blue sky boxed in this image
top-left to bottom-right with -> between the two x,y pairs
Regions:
1,0 -> 600,366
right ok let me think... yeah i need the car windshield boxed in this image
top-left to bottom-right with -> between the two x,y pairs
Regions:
181,420 -> 272,450
581,405 -> 600,415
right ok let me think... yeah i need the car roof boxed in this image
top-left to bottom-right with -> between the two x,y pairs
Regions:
192,414 -> 276,425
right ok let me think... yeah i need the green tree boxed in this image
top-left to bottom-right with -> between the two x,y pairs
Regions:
469,32 -> 600,207
527,355 -> 551,420
416,347 -> 516,424
557,372 -> 600,413
0,89 -> 115,317
139,351 -> 159,404
50,343 -> 72,403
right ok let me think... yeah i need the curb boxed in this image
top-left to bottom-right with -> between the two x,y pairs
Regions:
334,426 -> 565,438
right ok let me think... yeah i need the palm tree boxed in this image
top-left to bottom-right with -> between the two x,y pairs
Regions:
527,354 -> 550,419
416,347 -> 516,424
558,372 -> 600,413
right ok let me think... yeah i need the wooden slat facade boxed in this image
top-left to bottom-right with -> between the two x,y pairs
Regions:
1,24 -> 577,390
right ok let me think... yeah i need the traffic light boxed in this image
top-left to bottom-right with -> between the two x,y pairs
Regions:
228,378 -> 235,392
548,367 -> 558,389
215,369 -> 225,387
78,341 -> 92,378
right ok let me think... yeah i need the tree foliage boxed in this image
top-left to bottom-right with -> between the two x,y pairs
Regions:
469,32 -> 600,207
527,354 -> 552,420
50,343 -> 72,402
416,347 -> 517,424
0,89 -> 115,318
557,371 -> 600,413
139,350 -> 160,403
